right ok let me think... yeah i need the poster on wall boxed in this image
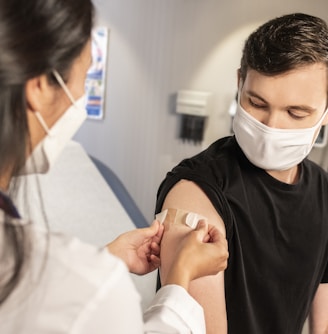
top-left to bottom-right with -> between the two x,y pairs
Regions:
85,27 -> 109,120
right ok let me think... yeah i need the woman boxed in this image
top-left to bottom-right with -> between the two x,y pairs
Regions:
0,1 -> 229,333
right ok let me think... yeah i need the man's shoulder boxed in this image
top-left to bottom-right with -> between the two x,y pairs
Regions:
163,136 -> 238,188
185,136 -> 238,164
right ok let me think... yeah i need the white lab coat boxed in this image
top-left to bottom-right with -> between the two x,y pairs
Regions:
0,211 -> 205,334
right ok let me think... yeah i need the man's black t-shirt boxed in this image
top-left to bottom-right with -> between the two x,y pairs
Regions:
156,136 -> 328,334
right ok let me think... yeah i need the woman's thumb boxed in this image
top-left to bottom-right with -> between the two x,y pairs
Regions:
195,220 -> 210,242
142,220 -> 159,236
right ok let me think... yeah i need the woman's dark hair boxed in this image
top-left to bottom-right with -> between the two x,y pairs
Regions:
0,0 -> 94,305
240,13 -> 328,82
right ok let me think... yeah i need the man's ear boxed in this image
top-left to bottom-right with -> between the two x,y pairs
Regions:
237,69 -> 245,91
25,75 -> 55,113
237,69 -> 241,89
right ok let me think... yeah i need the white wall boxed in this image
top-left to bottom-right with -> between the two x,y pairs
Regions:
75,0 -> 328,226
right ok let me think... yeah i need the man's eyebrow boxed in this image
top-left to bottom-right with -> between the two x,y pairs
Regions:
246,90 -> 316,112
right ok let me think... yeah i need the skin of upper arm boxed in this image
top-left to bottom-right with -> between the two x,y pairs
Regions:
309,283 -> 328,334
160,180 -> 227,334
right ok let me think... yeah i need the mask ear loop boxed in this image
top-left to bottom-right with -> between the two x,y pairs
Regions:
34,112 -> 51,135
33,70 -> 76,137
317,106 -> 328,125
52,69 -> 77,105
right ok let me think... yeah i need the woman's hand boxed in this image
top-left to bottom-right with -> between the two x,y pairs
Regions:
163,220 -> 229,290
106,220 -> 164,275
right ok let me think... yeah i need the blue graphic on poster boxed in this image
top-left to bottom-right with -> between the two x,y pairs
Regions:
85,27 -> 109,119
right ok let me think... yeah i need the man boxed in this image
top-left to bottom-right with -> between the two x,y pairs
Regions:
156,13 -> 328,334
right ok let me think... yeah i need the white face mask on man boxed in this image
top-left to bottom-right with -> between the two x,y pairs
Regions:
232,90 -> 328,171
21,70 -> 87,175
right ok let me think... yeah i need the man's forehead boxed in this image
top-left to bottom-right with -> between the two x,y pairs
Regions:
242,66 -> 327,108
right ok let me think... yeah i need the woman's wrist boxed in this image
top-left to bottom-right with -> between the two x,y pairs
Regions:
106,241 -> 124,262
162,259 -> 191,291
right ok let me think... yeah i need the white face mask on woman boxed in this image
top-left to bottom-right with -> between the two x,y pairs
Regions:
21,70 -> 87,175
232,91 -> 328,171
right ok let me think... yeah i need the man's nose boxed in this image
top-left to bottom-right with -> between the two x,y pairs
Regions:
260,112 -> 280,129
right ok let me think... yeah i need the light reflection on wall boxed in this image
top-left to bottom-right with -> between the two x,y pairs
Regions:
187,22 -> 263,148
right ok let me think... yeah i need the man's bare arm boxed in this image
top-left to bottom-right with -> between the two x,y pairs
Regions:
309,283 -> 328,334
159,180 -> 227,334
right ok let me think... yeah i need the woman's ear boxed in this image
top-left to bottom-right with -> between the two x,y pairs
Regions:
25,75 -> 55,113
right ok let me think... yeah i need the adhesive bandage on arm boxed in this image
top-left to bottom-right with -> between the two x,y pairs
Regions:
155,208 -> 207,229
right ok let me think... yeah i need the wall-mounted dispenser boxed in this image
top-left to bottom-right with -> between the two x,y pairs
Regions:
176,90 -> 212,144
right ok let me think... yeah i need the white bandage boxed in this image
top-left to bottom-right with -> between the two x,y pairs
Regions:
185,212 -> 206,228
155,209 -> 168,224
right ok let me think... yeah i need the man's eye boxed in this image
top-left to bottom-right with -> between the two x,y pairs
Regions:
288,111 -> 306,120
249,98 -> 266,109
